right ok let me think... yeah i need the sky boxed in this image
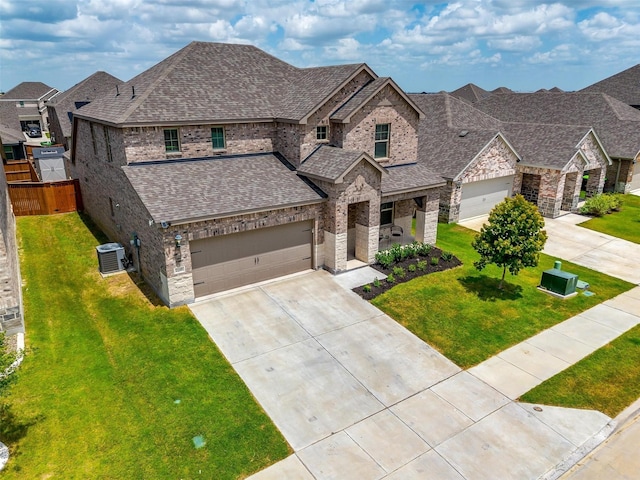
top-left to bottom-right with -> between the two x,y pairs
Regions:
1,0 -> 639,95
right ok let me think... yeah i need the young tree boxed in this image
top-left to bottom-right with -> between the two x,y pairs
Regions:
472,194 -> 547,289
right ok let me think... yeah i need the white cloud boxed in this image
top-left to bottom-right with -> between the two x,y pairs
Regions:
323,37 -> 362,60
488,35 -> 542,51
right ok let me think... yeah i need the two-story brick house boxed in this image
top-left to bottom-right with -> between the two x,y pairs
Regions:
70,41 -> 444,306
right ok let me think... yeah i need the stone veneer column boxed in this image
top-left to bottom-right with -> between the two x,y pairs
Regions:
324,230 -> 348,272
355,223 -> 379,263
416,194 -> 439,244
538,171 -> 564,218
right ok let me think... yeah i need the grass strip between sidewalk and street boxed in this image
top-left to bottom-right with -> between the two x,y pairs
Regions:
520,323 -> 640,417
0,213 -> 289,479
372,223 -> 634,369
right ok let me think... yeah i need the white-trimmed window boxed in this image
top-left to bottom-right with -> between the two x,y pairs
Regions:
316,125 -> 327,141
380,201 -> 394,226
211,127 -> 226,150
374,124 -> 390,159
164,128 -> 180,152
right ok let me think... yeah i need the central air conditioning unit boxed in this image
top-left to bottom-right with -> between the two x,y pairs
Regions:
96,243 -> 125,274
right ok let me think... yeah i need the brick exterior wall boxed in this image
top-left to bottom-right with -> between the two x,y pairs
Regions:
341,85 -> 419,167
46,105 -> 68,150
0,168 -> 22,333
124,123 -> 277,163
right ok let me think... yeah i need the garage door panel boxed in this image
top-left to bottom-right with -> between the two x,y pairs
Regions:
191,221 -> 313,297
631,162 -> 640,191
459,176 -> 514,221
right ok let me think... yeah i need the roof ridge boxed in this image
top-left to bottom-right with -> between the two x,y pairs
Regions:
117,42 -> 197,123
443,93 -> 454,128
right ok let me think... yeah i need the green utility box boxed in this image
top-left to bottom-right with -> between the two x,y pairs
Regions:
540,267 -> 578,296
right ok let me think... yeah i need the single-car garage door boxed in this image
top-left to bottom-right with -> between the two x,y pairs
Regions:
630,161 -> 640,191
190,221 -> 313,298
459,176 -> 514,221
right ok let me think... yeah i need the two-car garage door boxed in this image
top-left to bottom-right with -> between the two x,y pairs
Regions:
190,221 -> 313,298
630,161 -> 640,192
459,176 -> 514,221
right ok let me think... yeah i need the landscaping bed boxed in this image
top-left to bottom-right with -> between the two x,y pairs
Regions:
353,243 -> 462,300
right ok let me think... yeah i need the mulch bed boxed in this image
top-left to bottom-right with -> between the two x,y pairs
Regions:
352,247 -> 462,300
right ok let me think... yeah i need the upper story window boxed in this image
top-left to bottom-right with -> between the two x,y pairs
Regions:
374,124 -> 390,159
164,129 -> 180,152
4,145 -> 14,161
211,127 -> 226,150
316,125 -> 327,141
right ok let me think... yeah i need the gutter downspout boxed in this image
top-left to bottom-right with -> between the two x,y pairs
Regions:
614,158 -> 622,193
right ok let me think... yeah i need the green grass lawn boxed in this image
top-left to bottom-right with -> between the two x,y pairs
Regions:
521,324 -> 640,417
579,193 -> 640,244
372,223 -> 634,368
0,214 -> 289,479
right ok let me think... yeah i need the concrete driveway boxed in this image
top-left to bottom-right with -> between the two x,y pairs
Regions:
460,212 -> 640,285
189,270 -> 613,480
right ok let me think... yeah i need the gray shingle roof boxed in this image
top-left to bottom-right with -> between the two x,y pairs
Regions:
0,103 -> 28,144
1,82 -> 59,101
501,123 -> 595,170
122,153 -> 325,223
297,145 -> 385,183
474,92 -> 640,159
330,77 -> 389,122
449,83 -> 490,103
381,163 -> 445,194
75,42 -> 370,126
580,64 -> 640,107
410,93 -> 508,179
47,71 -> 122,138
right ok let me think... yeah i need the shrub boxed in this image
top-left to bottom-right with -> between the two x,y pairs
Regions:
417,243 -> 432,256
408,263 -> 417,273
416,260 -> 427,271
441,251 -> 454,262
386,273 -> 396,283
375,250 -> 395,269
430,256 -> 439,266
392,266 -> 406,278
373,277 -> 381,288
580,193 -> 623,216
363,284 -> 371,293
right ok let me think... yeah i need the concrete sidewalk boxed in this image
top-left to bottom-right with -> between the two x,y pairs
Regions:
469,286 -> 640,400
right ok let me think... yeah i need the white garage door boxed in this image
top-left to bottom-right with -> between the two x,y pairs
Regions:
459,176 -> 514,221
190,221 -> 313,298
630,161 -> 640,191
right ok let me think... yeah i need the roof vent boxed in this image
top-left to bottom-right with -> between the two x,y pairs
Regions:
116,85 -> 120,96
131,85 -> 136,98
459,130 -> 469,137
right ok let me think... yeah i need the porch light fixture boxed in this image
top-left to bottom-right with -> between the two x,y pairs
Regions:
175,234 -> 183,248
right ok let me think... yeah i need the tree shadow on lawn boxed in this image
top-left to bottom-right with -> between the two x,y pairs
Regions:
459,275 -> 523,301
0,400 -> 40,461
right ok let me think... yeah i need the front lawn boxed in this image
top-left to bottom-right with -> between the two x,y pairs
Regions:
579,193 -> 640,244
372,223 -> 634,368
0,213 -> 289,478
521,323 -> 640,417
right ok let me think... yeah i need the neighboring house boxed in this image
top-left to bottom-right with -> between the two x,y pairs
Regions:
449,83 -> 491,103
580,64 -> 640,110
70,41 -> 444,307
410,92 -> 610,221
0,102 -> 27,162
47,71 -> 122,150
410,93 -> 519,222
0,82 -> 60,142
474,92 -> 640,194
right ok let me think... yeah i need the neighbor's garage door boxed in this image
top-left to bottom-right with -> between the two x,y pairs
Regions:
630,161 -> 640,191
459,176 -> 514,221
190,221 -> 313,297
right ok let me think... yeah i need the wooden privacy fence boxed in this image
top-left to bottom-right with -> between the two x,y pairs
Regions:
3,160 -> 38,182
7,180 -> 83,216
